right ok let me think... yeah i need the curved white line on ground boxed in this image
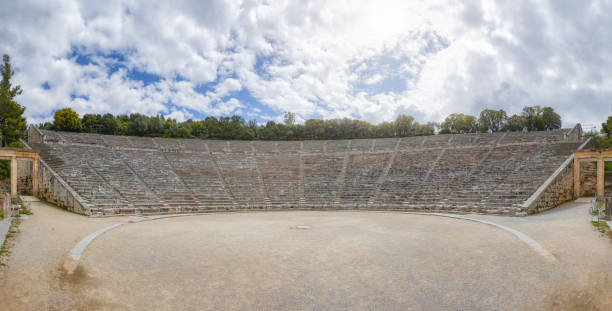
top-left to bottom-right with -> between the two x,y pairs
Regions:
69,223 -> 124,260
68,211 -> 557,264
406,212 -> 557,264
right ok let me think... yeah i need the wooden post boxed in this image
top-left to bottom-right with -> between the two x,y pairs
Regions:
32,156 -> 39,196
573,157 -> 581,198
10,156 -> 17,196
597,157 -> 605,198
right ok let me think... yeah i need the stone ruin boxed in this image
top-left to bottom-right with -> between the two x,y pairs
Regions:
23,124 -> 585,216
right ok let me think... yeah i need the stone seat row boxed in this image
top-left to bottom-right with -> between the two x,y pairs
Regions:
32,132 -> 580,215
40,129 -> 573,155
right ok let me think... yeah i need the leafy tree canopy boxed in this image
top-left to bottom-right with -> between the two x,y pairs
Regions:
38,106 -> 567,141
0,54 -> 26,147
53,108 -> 82,131
478,109 -> 507,133
602,116 -> 612,136
439,113 -> 478,134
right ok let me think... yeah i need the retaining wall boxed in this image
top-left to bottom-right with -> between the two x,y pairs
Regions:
28,125 -> 44,144
0,158 -> 35,195
520,137 -> 590,214
21,139 -> 90,215
580,161 -> 597,196
526,160 -> 575,213
37,158 -> 89,215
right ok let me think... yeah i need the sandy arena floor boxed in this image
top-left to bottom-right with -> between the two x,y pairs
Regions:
1,199 -> 611,310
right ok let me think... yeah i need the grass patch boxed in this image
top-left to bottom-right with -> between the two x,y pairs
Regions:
0,218 -> 21,267
591,221 -> 612,240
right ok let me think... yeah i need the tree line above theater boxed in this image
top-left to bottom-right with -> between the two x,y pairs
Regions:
40,106 -> 563,140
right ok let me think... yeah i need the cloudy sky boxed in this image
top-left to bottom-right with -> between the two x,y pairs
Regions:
1,0 -> 611,129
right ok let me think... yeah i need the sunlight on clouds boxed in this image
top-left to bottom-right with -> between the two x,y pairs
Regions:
0,0 -> 610,126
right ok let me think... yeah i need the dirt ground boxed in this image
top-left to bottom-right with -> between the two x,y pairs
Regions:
1,199 -> 611,310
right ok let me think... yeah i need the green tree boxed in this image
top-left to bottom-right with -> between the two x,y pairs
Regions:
602,116 -> 612,136
504,114 -> 525,131
38,121 -> 54,130
540,107 -> 561,130
478,109 -> 507,132
53,108 -> 82,132
0,54 -> 26,147
203,116 -> 220,139
100,113 -> 119,135
521,106 -> 562,131
414,122 -> 436,136
394,114 -> 415,137
81,113 -> 102,133
116,115 -> 129,135
283,112 -> 296,125
439,113 -> 478,134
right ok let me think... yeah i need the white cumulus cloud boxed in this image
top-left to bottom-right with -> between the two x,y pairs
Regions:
0,0 -> 610,128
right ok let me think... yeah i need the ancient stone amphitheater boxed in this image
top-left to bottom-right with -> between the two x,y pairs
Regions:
24,125 -> 585,216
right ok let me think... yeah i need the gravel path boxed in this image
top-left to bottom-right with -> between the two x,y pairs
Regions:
0,200 -> 610,310
0,199 -> 124,310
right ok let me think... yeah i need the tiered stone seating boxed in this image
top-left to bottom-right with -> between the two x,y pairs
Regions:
340,153 -> 391,207
303,155 -> 344,207
205,140 -> 228,153
450,134 -> 477,146
101,135 -> 133,149
277,141 -> 301,154
154,138 -> 183,151
472,133 -> 502,146
349,139 -> 372,152
472,144 -> 540,211
424,134 -> 451,149
256,155 -> 301,207
58,131 -> 104,145
40,130 -> 65,143
32,128 -> 583,215
115,149 -> 197,212
421,147 -> 491,211
303,140 -> 325,153
214,154 -> 266,208
497,132 -> 534,145
379,150 -> 441,206
228,141 -> 254,154
253,141 -> 277,154
372,138 -> 399,152
398,136 -> 427,150
33,143 -> 126,208
164,152 -> 234,210
326,140 -> 349,153
129,136 -> 158,149
179,139 -> 208,152
88,150 -> 163,212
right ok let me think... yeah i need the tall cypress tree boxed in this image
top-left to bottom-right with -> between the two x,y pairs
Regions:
0,54 -> 26,147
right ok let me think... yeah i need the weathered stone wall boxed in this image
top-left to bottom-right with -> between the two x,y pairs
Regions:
0,159 -> 35,195
28,125 -> 44,144
528,159 -> 575,213
0,179 -> 8,194
580,161 -> 597,196
17,158 -> 33,195
37,158 -> 89,215
566,124 -> 583,142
